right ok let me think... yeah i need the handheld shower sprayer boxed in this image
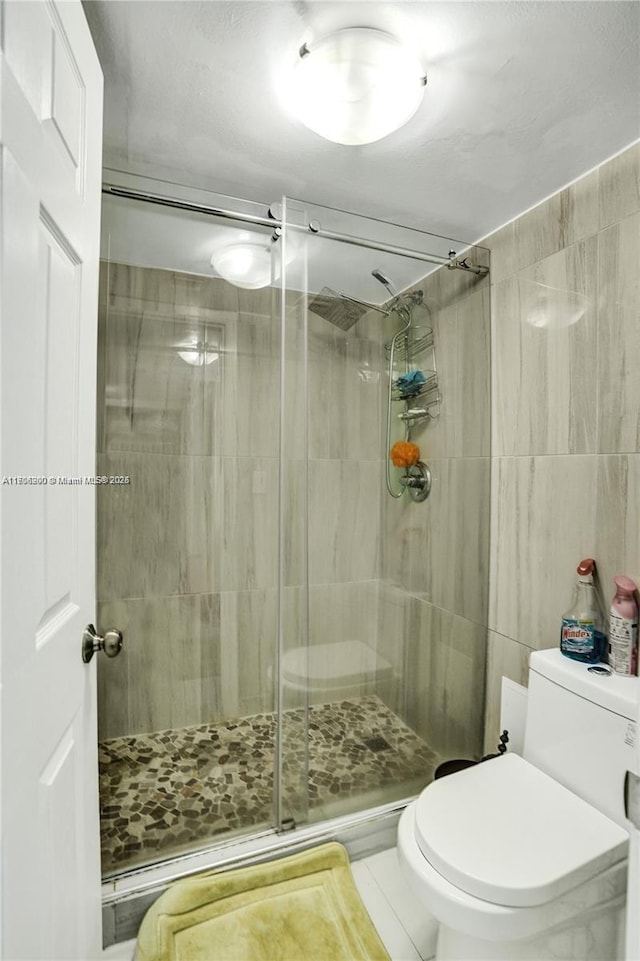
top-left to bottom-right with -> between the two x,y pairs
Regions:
372,268 -> 423,314
372,268 -> 397,298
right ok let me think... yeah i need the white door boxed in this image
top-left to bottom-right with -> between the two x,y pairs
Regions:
0,1 -> 103,958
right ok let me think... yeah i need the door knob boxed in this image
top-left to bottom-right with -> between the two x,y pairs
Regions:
82,624 -> 123,663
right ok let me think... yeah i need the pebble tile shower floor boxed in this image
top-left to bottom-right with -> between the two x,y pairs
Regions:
99,695 -> 439,873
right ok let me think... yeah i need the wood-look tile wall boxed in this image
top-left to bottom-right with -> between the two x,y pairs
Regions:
483,140 -> 640,752
378,259 -> 491,762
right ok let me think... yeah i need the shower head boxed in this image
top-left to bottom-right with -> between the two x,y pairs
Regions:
308,287 -> 370,331
309,269 -> 410,331
372,267 -> 415,325
308,286 -> 391,330
372,269 -> 397,298
372,269 -> 425,319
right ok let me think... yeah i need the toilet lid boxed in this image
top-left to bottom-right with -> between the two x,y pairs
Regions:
282,640 -> 393,689
414,753 -> 628,908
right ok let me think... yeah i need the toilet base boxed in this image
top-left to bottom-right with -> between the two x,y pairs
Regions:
434,899 -> 626,961
398,803 -> 628,961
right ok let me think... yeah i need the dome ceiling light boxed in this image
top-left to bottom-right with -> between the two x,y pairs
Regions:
210,242 -> 274,289
288,27 -> 427,145
177,341 -> 219,367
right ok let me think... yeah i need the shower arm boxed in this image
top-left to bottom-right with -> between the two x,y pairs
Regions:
335,293 -> 390,316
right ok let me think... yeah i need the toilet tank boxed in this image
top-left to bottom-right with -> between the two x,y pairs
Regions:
523,649 -> 637,828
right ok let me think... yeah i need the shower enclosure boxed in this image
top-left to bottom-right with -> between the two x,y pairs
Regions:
96,174 -> 491,880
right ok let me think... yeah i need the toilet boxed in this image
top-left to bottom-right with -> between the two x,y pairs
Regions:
398,649 -> 636,961
280,639 -> 394,703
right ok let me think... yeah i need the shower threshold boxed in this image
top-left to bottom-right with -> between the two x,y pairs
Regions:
101,792 -> 419,948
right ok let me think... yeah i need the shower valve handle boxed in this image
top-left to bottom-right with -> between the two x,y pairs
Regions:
399,462 -> 432,503
81,624 -> 123,663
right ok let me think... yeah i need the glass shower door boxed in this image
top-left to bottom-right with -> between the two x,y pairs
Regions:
97,184 -> 288,873
281,197 -> 491,825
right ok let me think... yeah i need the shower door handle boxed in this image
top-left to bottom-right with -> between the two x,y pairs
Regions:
81,624 -> 123,663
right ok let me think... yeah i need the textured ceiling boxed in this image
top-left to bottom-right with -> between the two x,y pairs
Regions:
83,0 -> 640,245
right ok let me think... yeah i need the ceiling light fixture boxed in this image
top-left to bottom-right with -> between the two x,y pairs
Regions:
176,324 -> 221,367
178,342 -> 219,367
210,242 -> 274,289
288,27 -> 426,145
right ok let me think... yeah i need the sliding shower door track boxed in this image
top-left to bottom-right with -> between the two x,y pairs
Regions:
101,796 -> 415,948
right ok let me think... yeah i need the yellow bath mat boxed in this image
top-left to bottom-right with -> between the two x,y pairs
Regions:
135,842 -> 390,961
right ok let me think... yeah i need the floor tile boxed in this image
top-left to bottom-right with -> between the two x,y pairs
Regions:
358,848 -> 438,960
352,859 -> 424,961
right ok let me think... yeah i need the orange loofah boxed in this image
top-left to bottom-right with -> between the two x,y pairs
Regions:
390,440 -> 420,468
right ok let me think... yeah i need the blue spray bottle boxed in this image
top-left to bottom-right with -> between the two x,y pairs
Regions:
560,558 -> 607,663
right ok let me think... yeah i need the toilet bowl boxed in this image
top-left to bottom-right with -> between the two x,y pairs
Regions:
398,649 -> 635,961
280,640 -> 394,702
398,760 -> 628,960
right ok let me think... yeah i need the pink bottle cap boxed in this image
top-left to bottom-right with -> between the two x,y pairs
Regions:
614,574 -> 638,595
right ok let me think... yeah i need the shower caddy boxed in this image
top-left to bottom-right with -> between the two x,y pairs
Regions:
385,289 -> 439,502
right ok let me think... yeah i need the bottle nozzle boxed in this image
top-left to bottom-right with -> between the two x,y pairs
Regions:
614,574 -> 638,595
577,558 -> 595,577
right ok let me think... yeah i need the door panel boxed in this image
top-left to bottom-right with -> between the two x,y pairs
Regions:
40,219 -> 81,621
0,2 -> 103,957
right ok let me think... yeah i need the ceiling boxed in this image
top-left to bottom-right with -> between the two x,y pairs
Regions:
83,1 -> 640,255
